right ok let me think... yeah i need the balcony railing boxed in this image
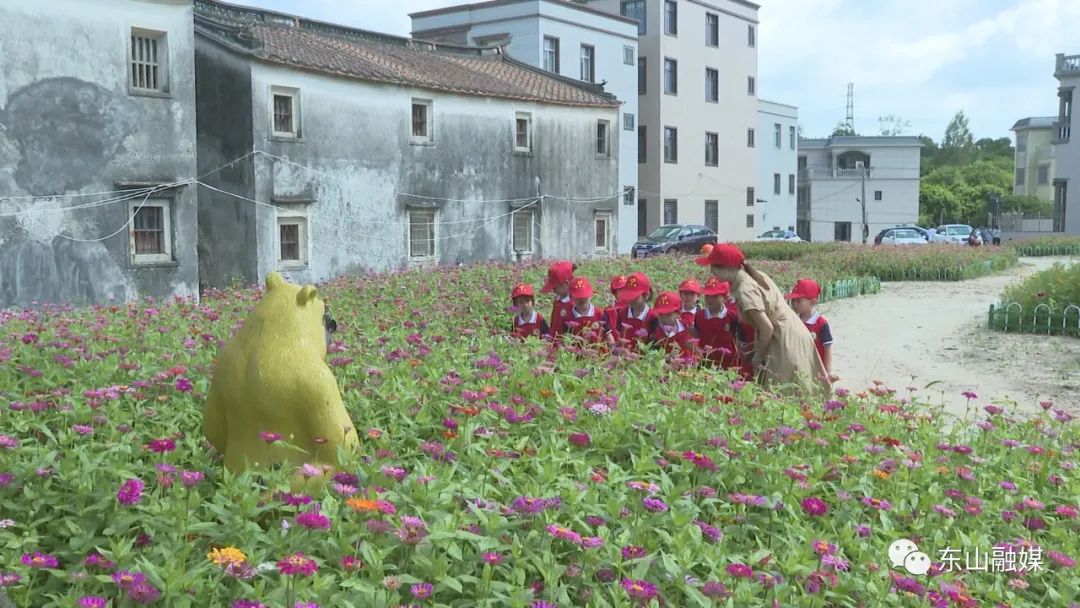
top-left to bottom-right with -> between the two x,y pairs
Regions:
1054,122 -> 1071,144
1057,53 -> 1080,76
800,166 -> 920,180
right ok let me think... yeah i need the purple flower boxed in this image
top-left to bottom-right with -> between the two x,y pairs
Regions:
296,509 -> 331,530
117,478 -> 144,506
642,497 -> 669,512
181,470 -> 205,487
126,581 -> 161,604
80,598 -> 108,608
232,602 -> 267,608
621,578 -> 659,600
855,524 -> 872,538
410,582 -> 434,599
621,545 -> 648,560
801,497 -> 828,516
21,552 -> 59,569
695,520 -> 722,543
0,573 -> 21,586
702,581 -> 728,598
112,570 -> 146,590
726,563 -> 753,578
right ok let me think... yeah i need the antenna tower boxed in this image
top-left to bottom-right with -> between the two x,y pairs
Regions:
845,83 -> 854,131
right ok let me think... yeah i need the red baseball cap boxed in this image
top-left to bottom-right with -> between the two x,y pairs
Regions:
510,283 -> 535,300
785,278 -> 821,300
652,291 -> 681,315
678,279 -> 703,294
540,261 -> 574,293
702,276 -> 730,296
617,272 -> 652,303
696,243 -> 746,268
569,277 -> 594,299
609,275 -> 628,294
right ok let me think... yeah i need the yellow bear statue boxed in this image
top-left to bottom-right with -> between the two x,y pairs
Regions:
203,272 -> 359,476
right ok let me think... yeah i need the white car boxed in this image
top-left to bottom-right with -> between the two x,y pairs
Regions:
935,224 -> 974,245
878,227 -> 928,246
755,229 -> 803,242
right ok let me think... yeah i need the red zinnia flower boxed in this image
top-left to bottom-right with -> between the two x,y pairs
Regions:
801,497 -> 828,516
277,552 -> 318,576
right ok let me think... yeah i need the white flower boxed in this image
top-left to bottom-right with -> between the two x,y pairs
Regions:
0,519 -> 15,528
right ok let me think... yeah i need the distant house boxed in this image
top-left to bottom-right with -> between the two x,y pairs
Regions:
411,0 -> 640,255
0,0 -> 198,308
1052,52 -> 1078,234
756,99 -> 798,235
1010,117 -> 1057,205
192,0 -> 621,288
797,136 -> 923,243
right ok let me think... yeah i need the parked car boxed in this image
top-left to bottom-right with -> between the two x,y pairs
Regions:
874,225 -> 929,245
877,227 -> 928,246
755,229 -> 803,242
935,224 -> 974,245
631,224 -> 718,258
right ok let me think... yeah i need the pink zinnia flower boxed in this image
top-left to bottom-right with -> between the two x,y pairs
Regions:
1048,551 -> 1076,568
482,552 -> 504,565
296,510 -> 331,530
174,376 -> 194,392
801,497 -> 828,516
726,563 -> 753,578
410,582 -> 434,599
181,470 -> 205,487
277,553 -> 318,576
259,431 -> 282,443
21,552 -> 58,569
79,597 -> 107,608
568,432 -> 591,447
621,578 -> 659,600
642,497 -> 669,512
117,478 -> 144,506
147,438 -> 176,453
1055,505 -> 1079,518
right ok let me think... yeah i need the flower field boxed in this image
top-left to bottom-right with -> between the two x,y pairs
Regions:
2,252 -> 1079,607
1007,236 -> 1080,258
989,262 -> 1080,336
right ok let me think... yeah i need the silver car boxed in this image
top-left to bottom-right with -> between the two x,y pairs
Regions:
935,224 -> 974,245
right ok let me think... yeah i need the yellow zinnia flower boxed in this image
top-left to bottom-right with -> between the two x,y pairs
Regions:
207,546 -> 247,567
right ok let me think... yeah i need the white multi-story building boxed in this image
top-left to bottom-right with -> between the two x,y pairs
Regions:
1010,117 -> 1057,204
797,136 -> 922,243
586,0 -> 759,241
410,0 -> 640,254
1052,52 -> 1079,234
756,99 -> 798,234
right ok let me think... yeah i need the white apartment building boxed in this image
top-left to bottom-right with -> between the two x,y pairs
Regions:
410,0 -> 640,254
585,0 -> 759,241
797,136 -> 922,243
1010,117 -> 1057,203
756,99 -> 798,234
1052,52 -> 1079,234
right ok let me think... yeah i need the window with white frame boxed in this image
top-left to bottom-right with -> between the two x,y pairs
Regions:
705,68 -> 719,103
774,123 -> 782,148
543,36 -> 560,73
276,207 -> 309,266
773,173 -> 781,195
623,45 -> 635,65
597,120 -> 611,156
624,113 -> 635,131
411,98 -> 433,144
706,13 -> 719,46
790,125 -> 797,149
704,200 -> 719,234
705,132 -> 718,166
664,58 -> 678,95
580,44 -> 595,82
129,198 -> 172,264
271,86 -> 300,138
621,0 -> 646,35
515,112 -> 532,152
130,28 -> 168,94
594,212 -> 612,252
664,126 -> 677,163
512,208 -> 533,253
664,0 -> 677,35
663,199 -> 678,225
748,24 -> 756,47
408,208 -> 437,260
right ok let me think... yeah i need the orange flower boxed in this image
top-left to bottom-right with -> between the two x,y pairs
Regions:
346,498 -> 380,513
872,469 -> 892,480
841,455 -> 859,464
408,359 -> 421,367
442,430 -> 457,440
482,385 -> 498,396
539,389 -> 554,398
936,466 -> 950,475
367,429 -> 383,440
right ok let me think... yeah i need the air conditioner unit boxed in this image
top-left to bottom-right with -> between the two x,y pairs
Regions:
855,161 -> 865,169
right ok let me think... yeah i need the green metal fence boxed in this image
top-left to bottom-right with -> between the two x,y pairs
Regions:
819,277 -> 880,303
874,260 -> 999,282
1012,245 -> 1080,257
987,302 -> 1080,336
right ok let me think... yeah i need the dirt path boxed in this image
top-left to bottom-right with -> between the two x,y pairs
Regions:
818,256 -> 1080,417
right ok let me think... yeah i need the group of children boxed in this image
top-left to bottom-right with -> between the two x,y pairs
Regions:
510,260 -> 834,377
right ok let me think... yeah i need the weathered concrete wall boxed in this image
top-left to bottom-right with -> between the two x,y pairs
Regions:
0,0 -> 198,307
244,62 -> 619,286
194,40 -> 257,290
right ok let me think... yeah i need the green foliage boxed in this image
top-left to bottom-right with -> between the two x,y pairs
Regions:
831,121 -> 857,137
1009,236 -> 1080,256
992,262 -> 1080,336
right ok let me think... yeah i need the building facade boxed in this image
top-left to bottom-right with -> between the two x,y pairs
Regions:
1052,53 -> 1079,234
194,0 -> 620,289
797,136 -> 922,243
0,0 -> 198,308
410,0 -> 639,254
1010,117 -> 1056,203
585,0 -> 759,241
756,99 -> 798,234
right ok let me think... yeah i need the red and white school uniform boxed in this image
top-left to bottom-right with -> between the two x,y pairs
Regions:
679,307 -> 699,329
512,311 -> 550,339
566,303 -> 606,344
694,306 -> 742,370
548,295 -> 575,339
802,311 -> 834,364
613,304 -> 653,348
646,318 -> 698,361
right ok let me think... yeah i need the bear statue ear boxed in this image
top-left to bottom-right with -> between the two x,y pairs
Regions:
266,273 -> 285,290
296,285 -> 318,307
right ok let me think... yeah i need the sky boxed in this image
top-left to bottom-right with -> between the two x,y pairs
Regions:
226,0 -> 1078,141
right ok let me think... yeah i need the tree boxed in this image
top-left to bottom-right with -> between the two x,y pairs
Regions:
832,121 -> 857,136
943,111 -> 974,149
878,114 -> 911,136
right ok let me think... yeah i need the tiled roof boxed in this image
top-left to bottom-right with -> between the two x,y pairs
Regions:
1011,117 -> 1057,130
194,0 -> 618,108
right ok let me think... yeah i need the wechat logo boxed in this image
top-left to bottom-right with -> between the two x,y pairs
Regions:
889,538 -> 931,575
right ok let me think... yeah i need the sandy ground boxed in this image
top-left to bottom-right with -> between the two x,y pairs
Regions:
818,256 -> 1080,417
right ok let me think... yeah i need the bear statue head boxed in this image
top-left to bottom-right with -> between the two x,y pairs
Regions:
263,273 -> 337,355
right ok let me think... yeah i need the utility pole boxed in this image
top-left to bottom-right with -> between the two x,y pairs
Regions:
860,168 -> 868,243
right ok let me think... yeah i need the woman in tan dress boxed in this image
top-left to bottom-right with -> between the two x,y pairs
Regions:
697,244 -> 832,398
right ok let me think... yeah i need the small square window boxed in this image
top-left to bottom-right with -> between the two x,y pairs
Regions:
624,45 -> 635,65
874,190 -> 883,201
130,28 -> 168,94
595,212 -> 612,252
515,112 -> 532,152
271,86 -> 300,138
409,208 -> 437,260
411,98 -> 433,144
277,211 -> 309,267
624,113 -> 636,131
513,208 -> 534,253
596,120 -> 611,157
129,198 -> 172,264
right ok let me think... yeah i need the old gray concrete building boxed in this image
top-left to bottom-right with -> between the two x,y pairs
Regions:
194,0 -> 622,289
0,0 -> 199,307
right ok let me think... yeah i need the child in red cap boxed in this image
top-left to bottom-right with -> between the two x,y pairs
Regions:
566,277 -> 606,344
785,278 -> 834,376
540,261 -> 576,339
602,275 -> 628,345
678,279 -> 702,328
510,283 -> 550,339
693,276 -> 743,372
611,272 -> 654,349
646,291 -> 698,362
